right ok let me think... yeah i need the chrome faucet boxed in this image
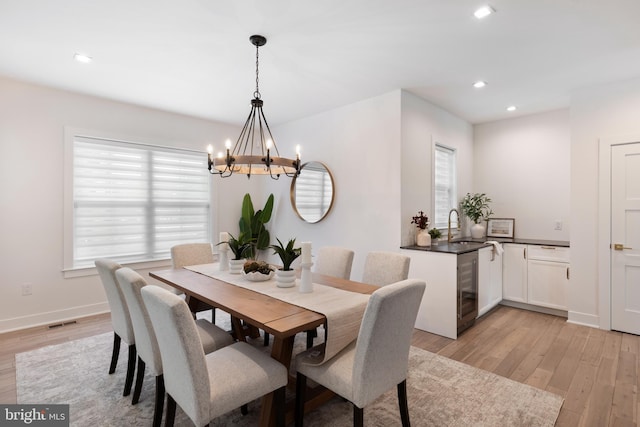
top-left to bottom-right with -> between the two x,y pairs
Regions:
448,208 -> 460,242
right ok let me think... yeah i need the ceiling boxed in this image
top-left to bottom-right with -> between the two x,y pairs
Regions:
2,0 -> 640,126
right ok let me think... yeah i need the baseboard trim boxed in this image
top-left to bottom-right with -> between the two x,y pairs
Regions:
499,300 -> 568,318
0,302 -> 110,334
566,311 -> 600,329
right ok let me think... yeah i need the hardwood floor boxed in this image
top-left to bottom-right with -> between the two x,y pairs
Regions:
1,305 -> 638,426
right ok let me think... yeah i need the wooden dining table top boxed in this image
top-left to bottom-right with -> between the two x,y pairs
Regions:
149,266 -> 378,427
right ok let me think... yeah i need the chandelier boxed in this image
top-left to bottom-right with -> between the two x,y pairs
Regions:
207,35 -> 301,179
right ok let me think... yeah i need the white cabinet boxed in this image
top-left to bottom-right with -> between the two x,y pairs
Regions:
478,245 -> 503,317
527,246 -> 569,310
502,243 -> 569,311
502,244 -> 528,303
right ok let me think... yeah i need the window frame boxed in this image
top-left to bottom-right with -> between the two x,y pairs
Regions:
431,142 -> 458,230
63,127 -> 214,277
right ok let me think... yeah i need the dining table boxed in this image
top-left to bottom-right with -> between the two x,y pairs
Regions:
149,264 -> 378,427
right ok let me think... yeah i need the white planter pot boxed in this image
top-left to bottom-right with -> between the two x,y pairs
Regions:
275,269 -> 296,288
471,223 -> 486,239
416,230 -> 432,247
229,259 -> 245,274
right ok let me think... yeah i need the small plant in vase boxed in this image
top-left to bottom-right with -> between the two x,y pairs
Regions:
269,238 -> 301,287
411,211 -> 431,247
217,234 -> 252,274
242,260 -> 275,282
460,193 -> 493,239
428,227 -> 442,244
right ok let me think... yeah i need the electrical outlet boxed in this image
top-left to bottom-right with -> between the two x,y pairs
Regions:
22,283 -> 32,296
554,220 -> 563,231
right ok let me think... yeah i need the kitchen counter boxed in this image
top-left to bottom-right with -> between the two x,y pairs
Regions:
401,237 -> 569,255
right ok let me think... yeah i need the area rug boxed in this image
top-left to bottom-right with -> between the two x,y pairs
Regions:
16,331 -> 563,426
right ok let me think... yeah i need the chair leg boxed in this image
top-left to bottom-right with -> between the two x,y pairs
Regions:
132,356 -> 146,404
165,394 -> 176,427
353,404 -> 363,427
123,344 -> 137,396
211,307 -> 216,324
295,373 -> 307,427
397,380 -> 410,427
263,332 -> 270,347
305,328 -> 317,349
109,333 -> 121,374
241,404 -> 248,415
153,375 -> 165,427
274,386 -> 286,427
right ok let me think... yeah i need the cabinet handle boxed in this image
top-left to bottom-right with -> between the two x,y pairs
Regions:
523,247 -> 527,260
566,267 -> 570,280
541,246 -> 557,250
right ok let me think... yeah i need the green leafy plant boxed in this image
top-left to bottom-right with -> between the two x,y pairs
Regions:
239,193 -> 274,260
269,238 -> 301,271
460,193 -> 493,224
217,233 -> 252,260
411,211 -> 429,230
428,228 -> 442,239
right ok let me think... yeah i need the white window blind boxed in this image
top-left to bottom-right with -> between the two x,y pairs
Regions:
433,144 -> 457,229
72,136 -> 210,268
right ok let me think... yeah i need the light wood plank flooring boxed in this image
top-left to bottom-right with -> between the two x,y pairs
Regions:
1,306 -> 638,426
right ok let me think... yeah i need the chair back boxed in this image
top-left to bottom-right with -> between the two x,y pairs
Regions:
116,267 -> 163,375
141,285 -> 210,424
95,259 -> 134,344
351,279 -> 425,408
314,246 -> 355,279
361,251 -> 410,286
171,243 -> 214,269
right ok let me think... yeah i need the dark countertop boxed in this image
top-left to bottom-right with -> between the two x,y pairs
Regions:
401,237 -> 570,255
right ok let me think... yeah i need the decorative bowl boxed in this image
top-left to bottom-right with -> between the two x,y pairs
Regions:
242,270 -> 274,282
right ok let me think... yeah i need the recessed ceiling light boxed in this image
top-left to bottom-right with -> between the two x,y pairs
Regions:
474,5 -> 495,19
473,80 -> 487,89
506,105 -> 517,112
74,53 -> 92,63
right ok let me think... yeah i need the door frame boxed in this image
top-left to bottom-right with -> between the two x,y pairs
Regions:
598,134 -> 640,330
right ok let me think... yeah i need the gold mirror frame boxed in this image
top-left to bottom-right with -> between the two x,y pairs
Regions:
290,161 -> 335,223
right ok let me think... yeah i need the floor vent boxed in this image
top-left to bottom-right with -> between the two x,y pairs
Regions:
48,320 -> 78,329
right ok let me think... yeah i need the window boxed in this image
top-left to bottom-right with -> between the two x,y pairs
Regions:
69,135 -> 210,269
433,143 -> 457,229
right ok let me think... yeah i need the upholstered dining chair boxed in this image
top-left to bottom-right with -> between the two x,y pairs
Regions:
94,258 -> 136,397
170,243 -> 217,320
361,251 -> 411,287
304,246 -> 356,348
314,246 -> 355,280
295,279 -> 426,427
141,285 -> 288,427
116,268 -> 235,427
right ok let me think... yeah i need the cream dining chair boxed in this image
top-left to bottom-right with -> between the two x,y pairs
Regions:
94,258 -> 136,397
295,279 -> 426,427
141,285 -> 288,427
170,243 -> 218,321
361,251 -> 410,286
116,268 -> 235,427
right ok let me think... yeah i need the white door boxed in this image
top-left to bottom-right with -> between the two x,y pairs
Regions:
611,143 -> 640,335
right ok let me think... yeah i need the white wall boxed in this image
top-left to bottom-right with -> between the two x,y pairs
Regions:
0,76 -> 249,332
569,75 -> 640,328
263,91 -> 403,280
400,91 -> 474,245
473,109 -> 571,240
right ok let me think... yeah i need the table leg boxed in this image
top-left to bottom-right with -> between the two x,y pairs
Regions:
259,335 -> 295,427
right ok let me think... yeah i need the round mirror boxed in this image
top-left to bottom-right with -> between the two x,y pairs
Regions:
290,161 -> 335,223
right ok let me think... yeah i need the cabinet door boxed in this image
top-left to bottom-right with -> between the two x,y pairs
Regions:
502,244 -> 528,302
527,259 -> 569,310
490,247 -> 503,307
477,247 -> 492,316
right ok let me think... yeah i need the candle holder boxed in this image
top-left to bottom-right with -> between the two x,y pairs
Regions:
299,261 -> 314,293
218,245 -> 229,271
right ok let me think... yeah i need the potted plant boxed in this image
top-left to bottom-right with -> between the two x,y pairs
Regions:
460,193 -> 493,239
428,227 -> 442,244
218,233 -> 252,274
242,260 -> 275,282
269,238 -> 301,287
239,193 -> 274,260
411,211 -> 431,246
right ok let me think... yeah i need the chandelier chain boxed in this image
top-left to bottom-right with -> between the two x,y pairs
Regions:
254,43 -> 261,99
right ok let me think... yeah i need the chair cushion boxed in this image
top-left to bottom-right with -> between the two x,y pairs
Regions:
195,319 -> 234,354
296,341 -> 357,402
206,342 -> 288,420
